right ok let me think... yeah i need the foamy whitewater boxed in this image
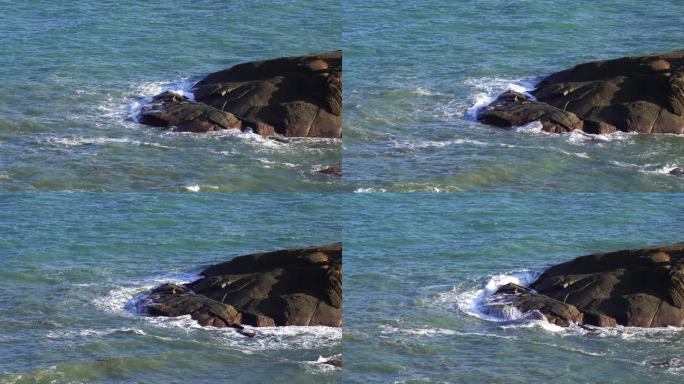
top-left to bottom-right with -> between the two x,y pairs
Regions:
343,1 -> 684,192
0,193 -> 341,383
1,0 -> 341,192
344,193 -> 684,382
94,271 -> 342,353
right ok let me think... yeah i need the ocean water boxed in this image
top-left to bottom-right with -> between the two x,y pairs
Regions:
344,1 -> 684,191
1,1 -> 341,192
0,193 -> 341,383
344,193 -> 684,383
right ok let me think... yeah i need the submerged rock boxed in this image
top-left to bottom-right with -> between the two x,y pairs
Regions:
478,50 -> 684,134
670,167 -> 684,176
317,166 -> 341,176
142,243 -> 342,329
138,51 -> 342,138
651,358 -> 684,368
490,242 -> 684,327
321,357 -> 342,368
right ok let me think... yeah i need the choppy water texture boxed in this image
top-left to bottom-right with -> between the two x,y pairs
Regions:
1,1 -> 340,191
344,1 -> 684,191
344,193 -> 684,383
0,193 -> 341,383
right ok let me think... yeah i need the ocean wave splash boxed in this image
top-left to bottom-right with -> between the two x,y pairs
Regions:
94,272 -> 341,352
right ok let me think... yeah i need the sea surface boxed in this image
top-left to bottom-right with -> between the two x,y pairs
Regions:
344,193 -> 684,383
0,193 -> 341,383
344,1 -> 684,191
1,1 -> 341,192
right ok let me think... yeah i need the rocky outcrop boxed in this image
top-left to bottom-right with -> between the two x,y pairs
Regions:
489,242 -> 684,327
478,50 -> 684,134
138,51 -> 342,138
142,243 -> 342,330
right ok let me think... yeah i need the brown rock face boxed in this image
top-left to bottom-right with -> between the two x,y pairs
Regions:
142,243 -> 342,329
478,50 -> 684,134
490,242 -> 684,327
138,92 -> 242,132
138,51 -> 342,138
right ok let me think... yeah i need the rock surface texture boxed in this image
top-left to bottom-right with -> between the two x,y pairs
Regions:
490,243 -> 684,327
138,51 -> 342,138
142,243 -> 342,330
478,50 -> 684,134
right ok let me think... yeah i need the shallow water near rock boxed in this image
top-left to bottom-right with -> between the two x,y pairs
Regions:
1,1 -> 341,191
0,193 -> 341,383
344,193 -> 684,383
344,1 -> 684,191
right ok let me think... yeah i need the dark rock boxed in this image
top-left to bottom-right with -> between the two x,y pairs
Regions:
321,358 -> 342,368
478,50 -> 684,134
493,283 -> 584,326
490,242 -> 684,327
138,92 -> 242,132
652,358 -> 684,368
138,51 -> 342,138
670,167 -> 684,176
478,91 -> 584,133
142,243 -> 342,328
317,166 -> 341,176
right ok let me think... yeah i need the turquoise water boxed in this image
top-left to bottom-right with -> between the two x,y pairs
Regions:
1,1 -> 341,191
0,193 -> 341,383
6,1 -> 684,383
344,1 -> 684,191
344,193 -> 684,383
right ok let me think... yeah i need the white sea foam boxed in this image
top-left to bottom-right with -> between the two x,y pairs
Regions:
301,355 -> 342,374
354,188 -> 387,193
452,269 -> 540,322
462,77 -> 538,120
93,271 -> 201,317
412,87 -> 442,97
430,269 -> 568,332
46,327 -> 146,339
565,129 -> 636,146
651,164 -> 679,175
379,325 -> 518,340
390,138 -> 490,150
256,158 -> 297,168
447,269 -> 684,337
563,323 -> 684,341
610,161 -> 682,176
514,121 -> 545,134
141,314 -> 341,352
129,78 -> 197,122
394,184 -> 465,192
380,325 -> 457,336
94,272 -> 341,352
45,136 -> 174,149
